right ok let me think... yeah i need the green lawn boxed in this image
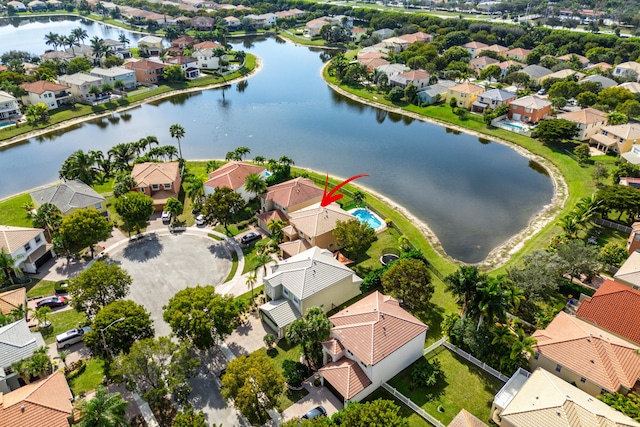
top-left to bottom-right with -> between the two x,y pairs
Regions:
352,227 -> 401,277
224,250 -> 239,283
68,358 -> 105,396
0,193 -> 34,227
242,239 -> 269,274
387,347 -> 502,425
40,309 -> 87,345
26,279 -> 58,298
277,388 -> 310,412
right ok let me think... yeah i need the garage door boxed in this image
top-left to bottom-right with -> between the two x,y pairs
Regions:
35,249 -> 53,268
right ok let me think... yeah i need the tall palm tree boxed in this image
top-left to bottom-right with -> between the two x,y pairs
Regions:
559,214 -> 580,239
278,156 -> 295,167
34,306 -> 51,328
79,385 -> 129,427
162,145 -> 179,161
137,135 -> 159,155
254,253 -> 273,276
59,150 -> 99,185
244,173 -> 267,200
352,190 -> 366,207
108,143 -> 137,172
63,34 -> 78,55
55,349 -> 71,369
185,176 -> 205,203
234,146 -> 251,160
169,123 -> 186,159
253,156 -> 266,165
10,303 -> 29,321
476,278 -> 509,330
491,322 -> 515,347
90,36 -> 108,65
118,33 -> 130,47
44,32 -> 61,51
26,347 -> 51,380
72,27 -> 88,45
444,265 -> 486,320
267,219 -> 286,243
246,272 -> 257,300
0,248 -> 22,286
510,327 -> 537,361
32,203 -> 62,242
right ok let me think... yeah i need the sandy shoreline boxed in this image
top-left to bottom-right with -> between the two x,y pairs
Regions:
0,57 -> 263,149
322,65 -> 567,269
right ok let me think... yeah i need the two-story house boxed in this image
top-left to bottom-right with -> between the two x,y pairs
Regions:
504,47 -> 532,62
243,13 -> 277,28
397,31 -> 433,45
375,63 -> 410,79
319,291 -> 427,405
138,35 -> 164,57
416,80 -> 456,106
389,69 -> 431,89
204,161 -> 267,203
123,59 -> 166,85
557,108 -> 607,141
0,319 -> 46,393
508,95 -> 552,123
0,91 -> 21,122
102,38 -> 131,59
57,73 -> 103,102
131,161 -> 181,212
19,81 -> 70,110
193,47 -> 221,70
445,82 -> 485,110
530,311 -> 640,397
0,226 -> 53,274
520,64 -> 552,84
614,61 -> 640,81
590,123 -> 640,154
471,88 -> 516,114
30,180 -> 107,217
280,202 -> 354,257
90,67 -> 137,89
222,16 -> 241,30
469,56 -> 500,75
192,16 -> 215,31
257,177 -> 323,233
166,56 -> 200,80
259,247 -> 362,338
463,41 -> 489,59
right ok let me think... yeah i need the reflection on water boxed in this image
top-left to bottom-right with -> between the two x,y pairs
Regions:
528,160 -> 550,176
478,137 -> 491,145
446,127 -> 462,135
236,80 -> 249,93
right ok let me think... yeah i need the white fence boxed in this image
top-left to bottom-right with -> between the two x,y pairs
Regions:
442,341 -> 509,382
423,337 -> 448,355
381,382 -> 446,427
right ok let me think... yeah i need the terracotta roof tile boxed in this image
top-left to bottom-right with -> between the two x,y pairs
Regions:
262,178 -> 323,210
576,280 -> 640,345
131,162 -> 180,187
124,59 -> 166,71
19,80 -> 69,95
0,371 -> 73,427
322,337 -> 345,356
0,288 -> 26,315
448,409 -> 488,427
257,209 -> 288,224
319,358 -> 372,399
193,41 -> 222,49
449,82 -> 484,94
557,108 -> 607,125
329,291 -> 427,365
533,312 -> 640,392
287,203 -> 353,238
204,161 -> 266,191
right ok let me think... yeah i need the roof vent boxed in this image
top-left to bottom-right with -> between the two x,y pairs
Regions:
535,396 -> 539,399
556,411 -> 561,416
21,405 -> 25,412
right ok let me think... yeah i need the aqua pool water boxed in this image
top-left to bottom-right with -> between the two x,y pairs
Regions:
352,208 -> 382,229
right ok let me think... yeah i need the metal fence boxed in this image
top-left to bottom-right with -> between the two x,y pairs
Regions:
381,383 -> 446,427
442,342 -> 509,382
593,218 -> 632,234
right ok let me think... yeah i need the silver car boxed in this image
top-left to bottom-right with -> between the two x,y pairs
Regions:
56,326 -> 91,349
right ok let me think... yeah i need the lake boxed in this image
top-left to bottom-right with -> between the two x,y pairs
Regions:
0,18 -> 554,263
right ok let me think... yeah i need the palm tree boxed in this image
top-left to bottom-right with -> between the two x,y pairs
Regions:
559,214 -> 580,239
246,272 -> 257,300
0,248 -> 21,286
34,306 -> 52,328
63,35 -> 78,56
253,156 -> 266,165
235,50 -> 246,64
226,151 -> 241,161
44,32 -> 61,51
79,385 -> 129,427
444,265 -> 486,320
90,36 -> 108,65
114,80 -> 125,92
72,27 -> 88,45
137,135 -> 159,155
267,219 -> 286,243
352,190 -> 366,207
244,173 -> 267,200
254,253 -> 273,276
55,349 -> 71,369
504,283 -> 525,315
607,111 -> 628,125
206,160 -> 220,173
26,347 -> 51,380
169,123 -> 186,159
234,146 -> 251,160
491,322 -> 515,346
108,143 -> 137,172
278,156 -> 295,167
185,176 -> 205,203
118,33 -> 130,47
476,278 -> 509,330
510,327 -> 537,360
11,359 -> 31,384
162,145 -> 179,161
31,202 -> 62,241
10,303 -> 29,321
59,149 -> 99,185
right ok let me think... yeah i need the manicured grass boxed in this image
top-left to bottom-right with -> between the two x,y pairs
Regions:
387,347 -> 502,425
235,285 -> 264,308
363,388 -> 431,427
241,239 -> 269,274
352,227 -> 401,276
91,177 -> 115,195
261,339 -> 303,373
0,193 -> 34,227
277,388 -> 309,412
278,30 -> 330,47
40,309 -> 86,345
224,250 -> 239,283
26,279 -> 58,298
68,358 -> 105,396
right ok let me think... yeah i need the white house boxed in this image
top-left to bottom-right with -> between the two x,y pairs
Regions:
0,226 -> 54,274
57,73 -> 103,102
90,67 -> 137,89
319,291 -> 428,405
613,61 -> 640,81
192,47 -> 221,70
0,91 -> 21,122
259,247 -> 363,338
243,13 -> 277,28
19,80 -> 71,110
0,320 -> 46,393
203,161 -> 268,202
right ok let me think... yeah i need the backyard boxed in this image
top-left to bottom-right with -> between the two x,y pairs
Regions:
387,346 -> 503,425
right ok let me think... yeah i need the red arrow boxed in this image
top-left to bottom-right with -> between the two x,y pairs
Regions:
320,173 -> 369,207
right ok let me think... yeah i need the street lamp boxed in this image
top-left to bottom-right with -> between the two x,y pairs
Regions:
100,317 -> 125,359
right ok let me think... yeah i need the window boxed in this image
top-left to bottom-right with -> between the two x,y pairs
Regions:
283,288 -> 289,298
555,364 -> 562,372
24,243 -> 31,251
152,184 -> 159,190
35,236 -> 41,244
94,203 -> 102,209
534,352 -> 539,360
580,377 -> 586,383
163,183 -> 171,190
293,296 -> 299,304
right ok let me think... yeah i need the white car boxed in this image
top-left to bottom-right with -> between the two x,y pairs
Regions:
195,214 -> 205,226
161,211 -> 171,223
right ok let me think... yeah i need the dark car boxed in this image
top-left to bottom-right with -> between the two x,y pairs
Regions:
240,232 -> 261,245
302,406 -> 327,419
36,296 -> 67,309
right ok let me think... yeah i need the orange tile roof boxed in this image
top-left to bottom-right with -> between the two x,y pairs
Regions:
322,337 -> 345,356
449,82 -> 484,94
262,177 -> 323,210
533,311 -> 640,393
131,161 -> 180,187
506,47 -> 532,56
448,409 -> 488,427
20,80 -> 69,95
397,32 -> 432,44
464,41 -> 488,49
287,202 -> 353,238
330,291 -> 427,366
0,371 -> 73,427
123,59 -> 166,71
576,280 -> 640,345
257,209 -> 288,224
557,108 -> 607,125
319,357 -> 372,400
193,41 -> 222,50
0,288 -> 26,315
204,161 -> 266,191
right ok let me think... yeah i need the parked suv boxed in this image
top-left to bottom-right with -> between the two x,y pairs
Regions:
56,326 -> 91,349
161,211 -> 171,224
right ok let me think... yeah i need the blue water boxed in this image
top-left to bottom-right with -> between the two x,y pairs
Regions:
352,208 -> 383,229
0,122 -> 15,128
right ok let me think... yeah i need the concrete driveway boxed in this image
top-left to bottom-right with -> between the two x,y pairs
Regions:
281,378 -> 343,422
108,232 -> 232,337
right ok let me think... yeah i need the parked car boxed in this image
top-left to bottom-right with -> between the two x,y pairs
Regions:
537,89 -> 546,95
36,296 -> 67,309
240,232 -> 261,245
56,326 -> 91,349
302,406 -> 327,419
161,211 -> 171,224
195,214 -> 205,226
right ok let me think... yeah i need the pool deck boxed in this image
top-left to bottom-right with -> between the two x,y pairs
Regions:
348,207 -> 387,233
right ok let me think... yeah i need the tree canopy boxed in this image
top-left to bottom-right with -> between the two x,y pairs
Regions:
202,187 -> 245,234
382,258 -> 433,310
58,208 -> 111,258
333,218 -> 377,259
534,118 -> 579,144
113,191 -> 154,235
286,306 -> 331,369
69,261 -> 132,319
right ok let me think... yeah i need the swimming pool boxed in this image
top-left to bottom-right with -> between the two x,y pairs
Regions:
503,122 -> 526,131
350,208 -> 384,230
0,121 -> 16,128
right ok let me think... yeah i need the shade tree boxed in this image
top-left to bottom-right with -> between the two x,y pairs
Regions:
57,208 -> 111,258
69,261 -> 132,319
